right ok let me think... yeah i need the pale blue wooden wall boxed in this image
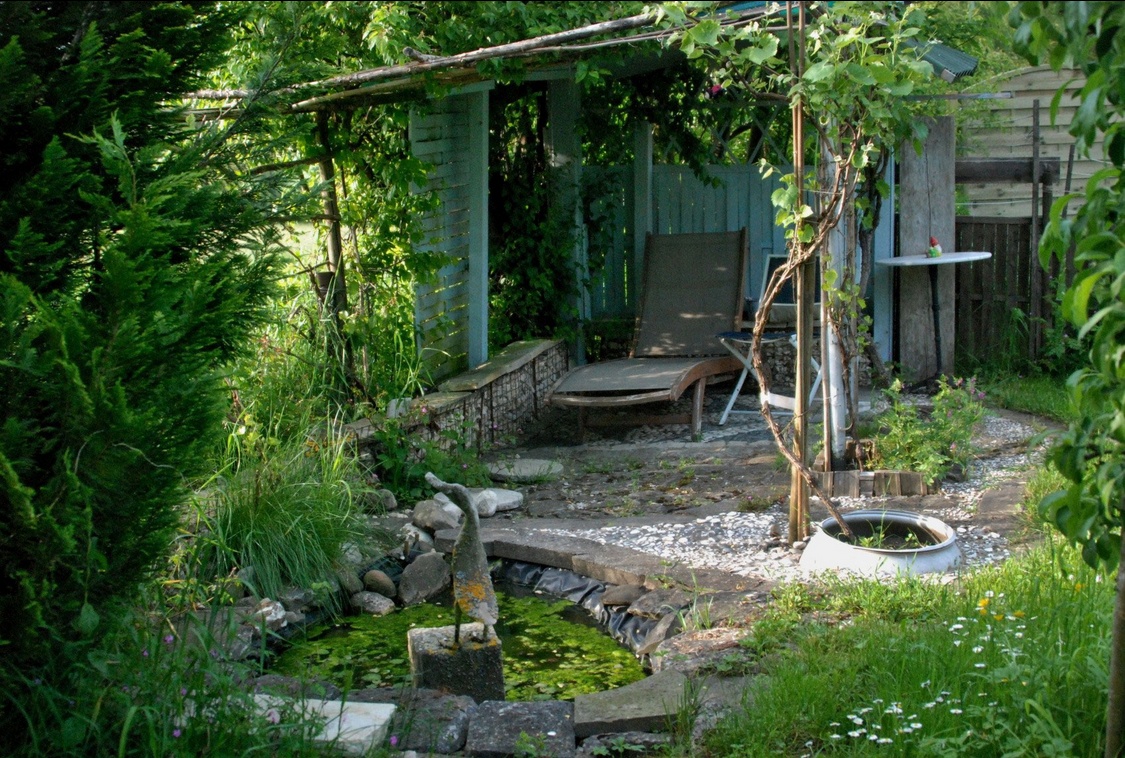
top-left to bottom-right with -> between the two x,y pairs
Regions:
410,87 -> 490,380
586,164 -> 788,320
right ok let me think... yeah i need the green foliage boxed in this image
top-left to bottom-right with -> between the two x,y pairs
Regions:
0,0 -> 289,711
7,598 -> 331,757
1009,1 -> 1125,570
364,408 -> 491,503
488,85 -> 582,346
868,377 -> 985,482
192,429 -> 370,611
703,541 -> 1112,757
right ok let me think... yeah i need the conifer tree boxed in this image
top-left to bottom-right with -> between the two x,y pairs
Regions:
0,1 -> 281,679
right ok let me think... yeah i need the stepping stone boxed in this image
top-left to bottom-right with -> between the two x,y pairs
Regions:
573,669 -> 689,738
435,488 -> 524,517
465,700 -> 575,757
487,458 -> 563,483
252,695 -> 395,756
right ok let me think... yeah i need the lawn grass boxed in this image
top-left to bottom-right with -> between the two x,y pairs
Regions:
977,372 -> 1076,424
699,539 -> 1111,757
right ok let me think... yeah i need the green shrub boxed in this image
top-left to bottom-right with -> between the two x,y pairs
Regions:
367,408 -> 492,503
0,1 -> 286,679
868,376 -> 985,482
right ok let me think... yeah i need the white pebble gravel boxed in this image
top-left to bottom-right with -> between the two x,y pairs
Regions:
541,412 -> 1042,584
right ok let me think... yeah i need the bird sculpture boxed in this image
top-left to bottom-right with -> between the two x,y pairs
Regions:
424,472 -> 498,646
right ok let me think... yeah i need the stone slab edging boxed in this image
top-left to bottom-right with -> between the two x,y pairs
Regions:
439,339 -> 562,392
433,523 -> 761,593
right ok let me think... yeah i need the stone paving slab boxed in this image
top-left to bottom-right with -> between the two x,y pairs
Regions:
252,695 -> 395,756
570,544 -> 671,587
488,458 -> 564,483
489,531 -> 606,571
465,700 -> 576,758
573,669 -> 689,738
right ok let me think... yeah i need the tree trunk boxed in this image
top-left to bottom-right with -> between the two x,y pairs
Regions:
1106,529 -> 1125,758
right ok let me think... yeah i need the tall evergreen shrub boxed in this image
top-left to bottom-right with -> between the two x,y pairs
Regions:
0,1 -> 278,681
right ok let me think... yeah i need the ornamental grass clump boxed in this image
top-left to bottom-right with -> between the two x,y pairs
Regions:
868,376 -> 985,483
195,427 -> 370,612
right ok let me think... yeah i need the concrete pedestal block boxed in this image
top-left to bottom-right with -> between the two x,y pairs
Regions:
407,623 -> 505,702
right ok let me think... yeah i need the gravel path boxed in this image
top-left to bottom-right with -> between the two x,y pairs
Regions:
538,413 -> 1040,584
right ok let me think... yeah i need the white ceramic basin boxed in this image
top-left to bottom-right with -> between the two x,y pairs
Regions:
799,509 -> 961,577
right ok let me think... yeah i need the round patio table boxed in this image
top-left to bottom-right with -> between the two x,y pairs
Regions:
876,251 -> 991,376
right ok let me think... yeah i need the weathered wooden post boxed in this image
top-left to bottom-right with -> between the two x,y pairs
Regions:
898,115 -> 956,381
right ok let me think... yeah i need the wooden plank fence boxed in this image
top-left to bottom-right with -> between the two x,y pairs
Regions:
953,215 -> 1071,366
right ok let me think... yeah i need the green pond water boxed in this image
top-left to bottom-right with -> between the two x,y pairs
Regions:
271,586 -> 646,701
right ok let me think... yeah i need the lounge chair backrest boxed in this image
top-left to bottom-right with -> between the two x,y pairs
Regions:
632,229 -> 748,358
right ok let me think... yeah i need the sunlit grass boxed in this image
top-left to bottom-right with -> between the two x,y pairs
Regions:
977,373 -> 1075,424
703,540 -> 1112,757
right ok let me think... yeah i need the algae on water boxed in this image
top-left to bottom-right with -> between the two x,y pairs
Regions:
272,589 -> 646,701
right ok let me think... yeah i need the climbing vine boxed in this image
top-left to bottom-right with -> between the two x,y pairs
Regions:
661,1 -> 941,538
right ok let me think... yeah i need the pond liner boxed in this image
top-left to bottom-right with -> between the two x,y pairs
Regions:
357,553 -> 662,656
494,560 -> 659,655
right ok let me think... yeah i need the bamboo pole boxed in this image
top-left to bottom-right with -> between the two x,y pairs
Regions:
789,1 -> 811,543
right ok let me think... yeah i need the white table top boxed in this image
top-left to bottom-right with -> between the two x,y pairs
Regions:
876,251 -> 991,267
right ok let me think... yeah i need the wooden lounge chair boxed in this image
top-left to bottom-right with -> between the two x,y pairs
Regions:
549,229 -> 748,439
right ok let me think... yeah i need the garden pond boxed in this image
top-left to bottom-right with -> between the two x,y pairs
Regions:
271,573 -> 648,701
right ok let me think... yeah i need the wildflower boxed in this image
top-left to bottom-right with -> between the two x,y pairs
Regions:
949,624 -> 963,632
878,737 -> 893,744
923,702 -> 936,709
868,733 -> 879,741
180,687 -> 187,696
972,646 -> 984,653
994,613 -> 1005,621
848,730 -> 865,738
142,649 -> 149,658
173,729 -> 181,739
975,663 -> 987,669
389,736 -> 399,748
921,680 -> 931,688
911,722 -> 923,729
950,708 -> 963,715
985,590 -> 995,598
265,708 -> 281,725
1075,582 -> 1086,591
830,734 -> 843,740
164,634 -> 175,644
